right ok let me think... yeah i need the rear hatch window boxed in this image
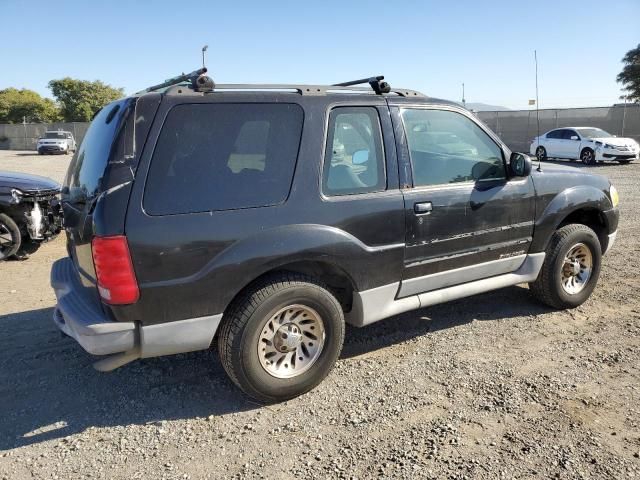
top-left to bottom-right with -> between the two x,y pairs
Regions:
144,103 -> 304,215
63,99 -> 134,204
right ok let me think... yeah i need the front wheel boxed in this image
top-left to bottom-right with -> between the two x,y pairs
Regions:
218,273 -> 345,403
535,146 -> 547,162
0,213 -> 22,260
529,224 -> 602,309
618,160 -> 632,165
580,148 -> 596,165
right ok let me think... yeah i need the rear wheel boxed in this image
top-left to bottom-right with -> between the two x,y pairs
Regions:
580,148 -> 596,165
529,224 -> 601,309
218,273 -> 345,403
618,160 -> 631,165
535,146 -> 547,162
0,213 -> 22,260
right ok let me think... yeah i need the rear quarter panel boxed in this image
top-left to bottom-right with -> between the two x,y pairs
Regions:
119,94 -> 406,326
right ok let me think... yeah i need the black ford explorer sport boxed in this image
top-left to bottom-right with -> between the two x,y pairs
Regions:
51,71 -> 620,403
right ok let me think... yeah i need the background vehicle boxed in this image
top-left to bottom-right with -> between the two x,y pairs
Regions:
37,130 -> 76,155
0,171 -> 61,260
530,127 -> 640,165
51,71 -> 619,403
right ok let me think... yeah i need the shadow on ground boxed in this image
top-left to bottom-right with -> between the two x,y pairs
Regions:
0,285 -> 551,451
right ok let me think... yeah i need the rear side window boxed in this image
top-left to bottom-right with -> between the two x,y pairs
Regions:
144,103 -> 303,215
546,130 -> 562,139
322,107 -> 386,196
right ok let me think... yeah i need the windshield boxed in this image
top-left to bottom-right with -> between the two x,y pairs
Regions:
44,132 -> 67,139
577,128 -> 612,139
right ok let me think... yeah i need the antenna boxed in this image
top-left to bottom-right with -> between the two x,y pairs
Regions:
202,45 -> 208,69
462,82 -> 466,108
534,50 -> 542,172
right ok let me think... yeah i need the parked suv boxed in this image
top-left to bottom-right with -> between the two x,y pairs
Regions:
51,71 -> 619,402
37,130 -> 76,155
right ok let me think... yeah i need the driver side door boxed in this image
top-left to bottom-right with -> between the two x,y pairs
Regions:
395,106 -> 536,297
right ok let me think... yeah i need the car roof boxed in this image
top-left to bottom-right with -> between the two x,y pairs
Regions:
133,84 -> 462,110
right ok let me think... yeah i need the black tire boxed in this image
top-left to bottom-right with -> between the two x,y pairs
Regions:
580,148 -> 596,165
529,224 -> 602,309
618,160 -> 632,165
0,213 -> 22,260
218,273 -> 345,403
14,240 -> 41,260
535,146 -> 547,162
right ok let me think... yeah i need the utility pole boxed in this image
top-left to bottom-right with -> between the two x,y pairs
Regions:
462,82 -> 466,108
534,51 -> 540,141
23,116 -> 27,151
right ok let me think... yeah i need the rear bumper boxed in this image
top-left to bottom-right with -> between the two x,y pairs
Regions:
51,258 -> 222,370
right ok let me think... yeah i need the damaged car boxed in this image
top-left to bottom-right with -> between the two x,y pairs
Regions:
0,171 -> 62,260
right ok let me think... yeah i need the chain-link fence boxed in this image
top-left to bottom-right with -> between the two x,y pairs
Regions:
2,104 -> 639,153
0,122 -> 89,150
477,104 -> 640,153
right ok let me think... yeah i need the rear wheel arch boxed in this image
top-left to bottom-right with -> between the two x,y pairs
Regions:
219,259 -> 358,329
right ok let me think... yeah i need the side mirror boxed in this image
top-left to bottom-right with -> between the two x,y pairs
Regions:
510,152 -> 532,178
571,136 -> 579,141
352,150 -> 369,165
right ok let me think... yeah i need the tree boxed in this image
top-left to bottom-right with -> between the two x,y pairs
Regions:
0,88 -> 61,123
617,44 -> 640,103
48,78 -> 124,122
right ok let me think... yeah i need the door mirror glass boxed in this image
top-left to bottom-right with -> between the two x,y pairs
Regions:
571,135 -> 579,141
510,152 -> 532,177
352,149 -> 369,165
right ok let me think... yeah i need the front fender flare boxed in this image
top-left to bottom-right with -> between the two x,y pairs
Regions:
530,185 -> 614,252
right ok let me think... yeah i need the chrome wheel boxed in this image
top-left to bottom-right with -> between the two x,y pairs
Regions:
536,146 -> 546,161
561,243 -> 593,294
257,304 -> 325,379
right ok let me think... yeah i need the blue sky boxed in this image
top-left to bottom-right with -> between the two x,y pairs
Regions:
1,0 -> 638,109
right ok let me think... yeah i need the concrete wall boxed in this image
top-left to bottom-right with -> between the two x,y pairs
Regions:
0,122 -> 89,150
477,104 -> 640,153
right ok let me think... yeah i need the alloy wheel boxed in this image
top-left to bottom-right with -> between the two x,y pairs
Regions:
581,150 -> 594,165
561,243 -> 593,295
257,304 -> 326,379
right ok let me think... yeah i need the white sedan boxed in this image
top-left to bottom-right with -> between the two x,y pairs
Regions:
530,127 -> 640,165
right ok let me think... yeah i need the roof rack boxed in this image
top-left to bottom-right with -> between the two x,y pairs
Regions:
140,68 -> 424,97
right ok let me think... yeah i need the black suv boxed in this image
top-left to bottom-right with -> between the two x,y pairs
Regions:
51,71 -> 619,402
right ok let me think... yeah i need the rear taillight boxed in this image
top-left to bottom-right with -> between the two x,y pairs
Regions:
91,235 -> 140,305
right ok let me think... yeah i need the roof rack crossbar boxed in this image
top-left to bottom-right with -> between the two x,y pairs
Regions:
332,75 -> 391,95
141,67 -> 208,93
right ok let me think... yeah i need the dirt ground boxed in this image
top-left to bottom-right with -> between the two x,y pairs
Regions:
0,150 -> 638,480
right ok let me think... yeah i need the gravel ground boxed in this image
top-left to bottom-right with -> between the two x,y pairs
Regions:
0,150 -> 639,480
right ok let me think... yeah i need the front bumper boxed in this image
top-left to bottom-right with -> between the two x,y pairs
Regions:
51,258 -> 222,370
604,231 -> 617,255
38,145 -> 67,153
596,149 -> 639,161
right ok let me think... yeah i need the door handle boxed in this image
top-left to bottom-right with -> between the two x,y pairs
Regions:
414,201 -> 433,215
